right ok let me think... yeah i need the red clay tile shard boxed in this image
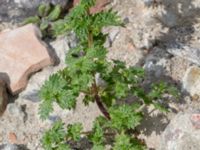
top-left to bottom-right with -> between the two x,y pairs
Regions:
0,24 -> 54,95
191,114 -> 200,129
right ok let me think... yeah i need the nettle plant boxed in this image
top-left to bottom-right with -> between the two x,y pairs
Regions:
38,0 -> 178,149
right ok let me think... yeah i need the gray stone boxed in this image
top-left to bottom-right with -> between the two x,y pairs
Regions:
0,80 -> 8,116
143,0 -> 154,7
167,42 -> 200,66
7,103 -> 26,122
0,144 -> 19,150
182,66 -> 200,96
155,0 -> 200,27
0,144 -> 28,150
159,110 -> 200,150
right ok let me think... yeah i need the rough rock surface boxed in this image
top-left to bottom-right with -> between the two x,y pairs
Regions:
1,0 -> 200,149
167,42 -> 200,66
0,80 -> 8,116
0,24 -> 54,94
159,108 -> 200,150
183,66 -> 200,96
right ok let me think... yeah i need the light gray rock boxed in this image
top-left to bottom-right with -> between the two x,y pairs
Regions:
14,0 -> 68,8
159,110 -> 200,150
143,0 -> 154,7
182,66 -> 200,96
144,47 -> 170,78
7,103 -> 26,122
0,144 -> 19,150
167,42 -> 200,66
0,144 -> 28,150
156,0 -> 200,27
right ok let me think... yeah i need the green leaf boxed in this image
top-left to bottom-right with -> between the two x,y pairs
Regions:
57,144 -> 71,150
42,121 -> 66,150
51,19 -> 70,36
113,133 -> 145,150
40,19 -> 49,31
92,9 -> 123,36
114,82 -> 129,99
153,103 -> 168,113
39,100 -> 53,120
92,145 -> 105,150
56,90 -> 77,110
67,123 -> 83,141
113,133 -> 133,150
48,5 -> 62,21
38,3 -> 51,17
39,73 -> 78,119
89,120 -> 104,145
109,104 -> 142,131
23,16 -> 40,25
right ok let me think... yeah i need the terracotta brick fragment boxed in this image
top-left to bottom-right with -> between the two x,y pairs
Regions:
0,24 -> 54,94
8,132 -> 18,144
191,113 -> 200,129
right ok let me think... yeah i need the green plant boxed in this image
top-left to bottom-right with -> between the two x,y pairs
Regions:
23,3 -> 63,37
39,0 -> 179,149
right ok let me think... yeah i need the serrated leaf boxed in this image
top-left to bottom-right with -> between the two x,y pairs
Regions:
23,16 -> 40,25
109,104 -> 142,131
38,3 -> 51,17
51,19 -> 70,36
56,90 -> 77,110
67,123 -> 83,141
153,103 -> 168,113
89,120 -> 104,145
113,133 -> 133,150
39,73 -> 78,119
39,100 -> 53,120
57,144 -> 71,150
42,121 -> 66,150
48,5 -> 62,21
40,19 -> 49,31
92,145 -> 105,150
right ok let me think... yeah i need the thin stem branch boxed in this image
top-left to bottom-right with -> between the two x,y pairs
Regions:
95,93 -> 111,120
86,12 -> 111,120
92,80 -> 111,120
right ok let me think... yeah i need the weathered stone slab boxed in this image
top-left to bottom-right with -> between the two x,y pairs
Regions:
167,42 -> 200,66
159,110 -> 200,150
0,24 -> 54,94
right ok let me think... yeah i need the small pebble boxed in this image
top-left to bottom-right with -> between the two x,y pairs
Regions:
8,132 -> 17,144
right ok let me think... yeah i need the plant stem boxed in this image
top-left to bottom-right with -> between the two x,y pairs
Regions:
86,12 -> 111,120
92,79 -> 111,120
95,93 -> 111,120
88,31 -> 93,48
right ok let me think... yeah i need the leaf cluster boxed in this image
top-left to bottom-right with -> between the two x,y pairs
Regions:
23,3 -> 63,37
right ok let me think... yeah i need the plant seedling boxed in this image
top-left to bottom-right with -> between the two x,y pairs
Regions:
37,0 -> 179,149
